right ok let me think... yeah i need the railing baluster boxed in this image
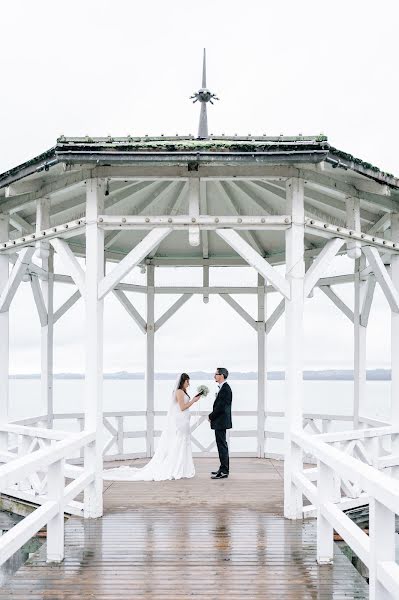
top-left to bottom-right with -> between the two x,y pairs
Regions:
78,418 -> 84,459
46,458 -> 65,563
18,435 -> 31,491
117,416 -> 123,455
317,461 -> 335,564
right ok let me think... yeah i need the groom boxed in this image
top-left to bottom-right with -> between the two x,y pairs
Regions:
208,367 -> 232,479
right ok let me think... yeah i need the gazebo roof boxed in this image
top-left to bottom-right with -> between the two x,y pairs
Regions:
0,135 -> 397,265
1,135 -> 398,188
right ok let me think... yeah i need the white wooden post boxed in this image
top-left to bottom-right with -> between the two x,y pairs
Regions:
18,434 -> 31,491
284,178 -> 305,519
354,254 -> 367,428
36,198 -> 54,427
391,214 -> 399,476
317,461 -> 334,564
369,498 -> 396,600
346,197 -> 362,260
46,458 -> 65,562
0,216 -> 9,452
146,265 -> 155,457
84,178 -> 105,519
257,274 -> 266,457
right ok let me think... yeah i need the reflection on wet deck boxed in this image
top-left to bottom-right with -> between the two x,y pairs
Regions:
0,458 -> 368,599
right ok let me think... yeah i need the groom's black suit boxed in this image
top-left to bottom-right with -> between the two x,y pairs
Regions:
209,382 -> 232,475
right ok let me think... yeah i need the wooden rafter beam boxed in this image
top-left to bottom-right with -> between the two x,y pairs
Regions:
367,213 -> 391,235
199,180 -> 209,260
148,181 -> 187,260
263,180 -> 379,225
104,181 -> 172,250
188,178 -> 200,247
219,181 -> 265,256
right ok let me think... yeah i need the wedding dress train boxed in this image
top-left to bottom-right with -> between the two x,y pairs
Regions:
103,378 -> 195,481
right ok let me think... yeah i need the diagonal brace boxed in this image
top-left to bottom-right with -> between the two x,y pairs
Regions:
30,275 -> 48,326
49,238 -> 86,297
363,246 -> 399,312
217,228 -> 290,298
53,290 -> 82,324
155,294 -> 193,331
219,294 -> 256,330
304,238 -> 345,298
265,299 -> 285,334
99,228 -> 171,299
0,246 -> 35,313
113,289 -> 147,333
319,286 -> 354,323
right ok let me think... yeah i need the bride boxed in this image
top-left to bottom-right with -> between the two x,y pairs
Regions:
103,373 -> 200,481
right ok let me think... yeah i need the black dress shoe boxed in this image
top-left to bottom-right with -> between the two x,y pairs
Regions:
211,472 -> 228,479
211,470 -> 221,475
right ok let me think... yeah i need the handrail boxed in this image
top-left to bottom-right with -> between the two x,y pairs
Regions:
2,423 -> 72,440
0,430 -> 96,566
316,425 -> 396,443
291,429 -> 399,598
0,430 -> 95,489
292,430 -> 399,514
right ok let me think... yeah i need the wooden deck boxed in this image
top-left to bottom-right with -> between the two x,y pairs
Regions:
0,458 -> 368,599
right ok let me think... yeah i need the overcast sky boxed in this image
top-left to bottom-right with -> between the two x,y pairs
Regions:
0,0 -> 397,373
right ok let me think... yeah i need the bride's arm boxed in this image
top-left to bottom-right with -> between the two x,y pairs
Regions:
176,389 -> 200,411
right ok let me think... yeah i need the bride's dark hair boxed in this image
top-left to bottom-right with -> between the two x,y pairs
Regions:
178,373 -> 190,396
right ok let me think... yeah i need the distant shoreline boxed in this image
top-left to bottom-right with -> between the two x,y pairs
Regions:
9,369 -> 392,381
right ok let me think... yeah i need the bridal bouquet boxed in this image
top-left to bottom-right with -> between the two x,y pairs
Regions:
193,385 -> 209,419
197,385 -> 209,397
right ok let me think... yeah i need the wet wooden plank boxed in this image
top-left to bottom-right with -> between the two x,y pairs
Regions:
0,458 -> 368,599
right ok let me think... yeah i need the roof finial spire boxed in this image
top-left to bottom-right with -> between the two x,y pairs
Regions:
202,48 -> 207,88
190,49 -> 219,139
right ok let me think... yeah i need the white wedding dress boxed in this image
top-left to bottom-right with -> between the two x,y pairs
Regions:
103,377 -> 195,481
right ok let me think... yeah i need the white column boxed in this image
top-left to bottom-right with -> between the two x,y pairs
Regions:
0,216 -> 9,450
391,214 -> 399,475
284,178 -> 305,519
146,264 -> 155,457
347,197 -> 366,429
354,254 -> 367,428
36,198 -> 54,427
84,178 -> 105,519
257,274 -> 266,457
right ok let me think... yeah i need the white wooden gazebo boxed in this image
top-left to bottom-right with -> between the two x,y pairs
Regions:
0,122 -> 399,595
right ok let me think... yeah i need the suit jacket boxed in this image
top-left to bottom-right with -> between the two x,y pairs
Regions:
209,382 -> 232,430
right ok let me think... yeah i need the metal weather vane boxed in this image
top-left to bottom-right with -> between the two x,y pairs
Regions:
190,49 -> 219,139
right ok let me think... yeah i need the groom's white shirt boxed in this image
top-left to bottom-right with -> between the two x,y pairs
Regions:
218,380 -> 227,391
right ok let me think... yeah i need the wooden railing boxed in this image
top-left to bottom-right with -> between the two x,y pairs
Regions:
291,429 -> 399,599
0,428 -> 95,566
10,410 -> 386,461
